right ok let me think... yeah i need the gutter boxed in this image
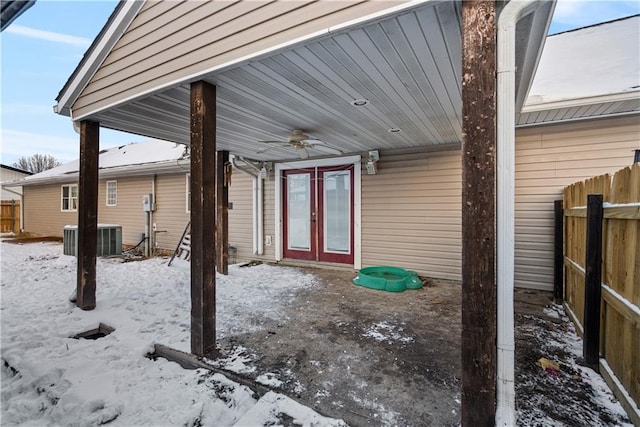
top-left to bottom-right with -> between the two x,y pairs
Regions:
496,0 -> 554,425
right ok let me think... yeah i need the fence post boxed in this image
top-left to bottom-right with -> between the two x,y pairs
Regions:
583,194 -> 603,371
553,200 -> 564,303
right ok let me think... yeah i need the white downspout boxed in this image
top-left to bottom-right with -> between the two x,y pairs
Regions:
252,177 -> 258,254
496,1 -> 538,425
257,175 -> 264,256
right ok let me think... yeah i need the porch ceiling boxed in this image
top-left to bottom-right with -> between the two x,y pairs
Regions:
85,1 -> 549,162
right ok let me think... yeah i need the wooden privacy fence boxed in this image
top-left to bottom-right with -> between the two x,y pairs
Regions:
562,163 -> 640,424
1,200 -> 20,233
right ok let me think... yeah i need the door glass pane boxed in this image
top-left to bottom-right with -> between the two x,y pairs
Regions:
287,173 -> 311,250
324,170 -> 350,253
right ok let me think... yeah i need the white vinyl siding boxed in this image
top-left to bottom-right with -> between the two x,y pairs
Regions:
25,184 -> 77,236
153,173 -> 190,251
106,180 -> 117,206
73,1 -> 407,118
61,184 -> 78,211
514,115 -> 640,290
361,151 -> 463,280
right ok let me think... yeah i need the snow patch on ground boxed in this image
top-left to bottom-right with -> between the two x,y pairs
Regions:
362,321 -> 414,344
0,242 -> 343,426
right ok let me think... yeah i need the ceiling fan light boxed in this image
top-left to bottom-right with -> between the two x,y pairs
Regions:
351,98 -> 369,107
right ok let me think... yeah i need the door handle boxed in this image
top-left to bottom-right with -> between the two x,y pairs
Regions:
311,211 -> 316,223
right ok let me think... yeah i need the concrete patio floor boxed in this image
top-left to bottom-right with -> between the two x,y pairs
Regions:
211,265 -> 632,426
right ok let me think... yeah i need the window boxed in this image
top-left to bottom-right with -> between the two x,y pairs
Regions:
61,184 -> 78,211
186,173 -> 191,213
106,181 -> 117,206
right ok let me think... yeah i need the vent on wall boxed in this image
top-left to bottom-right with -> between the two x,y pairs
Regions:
63,224 -> 123,257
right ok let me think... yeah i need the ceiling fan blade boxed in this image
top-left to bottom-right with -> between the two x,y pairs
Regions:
257,144 -> 289,154
258,140 -> 288,144
302,139 -> 323,145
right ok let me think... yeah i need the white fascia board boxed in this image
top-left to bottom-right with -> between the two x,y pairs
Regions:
522,90 -> 640,113
55,0 -> 145,117
72,0 -> 434,122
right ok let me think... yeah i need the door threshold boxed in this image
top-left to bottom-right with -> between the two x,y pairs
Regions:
275,259 -> 355,271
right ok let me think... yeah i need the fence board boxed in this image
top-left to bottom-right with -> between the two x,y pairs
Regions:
563,163 -> 640,416
0,201 -> 20,233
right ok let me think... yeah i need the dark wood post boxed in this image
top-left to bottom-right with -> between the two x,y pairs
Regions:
190,80 -> 217,357
583,194 -> 603,370
461,1 -> 497,425
77,120 -> 100,311
553,200 -> 564,302
216,150 -> 229,275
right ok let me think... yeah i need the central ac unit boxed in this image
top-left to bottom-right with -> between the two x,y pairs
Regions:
63,224 -> 123,257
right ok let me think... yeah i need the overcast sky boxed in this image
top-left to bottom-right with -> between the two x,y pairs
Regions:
1,0 -> 639,166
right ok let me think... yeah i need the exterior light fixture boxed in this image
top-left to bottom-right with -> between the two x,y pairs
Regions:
366,150 -> 379,175
351,99 -> 369,107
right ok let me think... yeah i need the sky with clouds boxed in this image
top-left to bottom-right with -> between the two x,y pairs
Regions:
1,0 -> 639,166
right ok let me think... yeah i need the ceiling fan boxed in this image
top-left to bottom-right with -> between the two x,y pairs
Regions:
257,129 -> 343,159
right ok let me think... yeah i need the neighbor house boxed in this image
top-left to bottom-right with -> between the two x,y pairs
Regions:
1,164 -> 33,232
14,140 -> 189,251
21,12 -> 639,291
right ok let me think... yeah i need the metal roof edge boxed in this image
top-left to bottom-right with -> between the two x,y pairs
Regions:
54,0 -> 145,117
516,110 -> 640,128
522,90 -> 640,113
16,159 -> 189,187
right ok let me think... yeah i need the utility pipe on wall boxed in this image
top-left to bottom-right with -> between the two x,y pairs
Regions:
496,1 -> 546,425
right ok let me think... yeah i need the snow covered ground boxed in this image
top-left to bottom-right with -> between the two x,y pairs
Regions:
1,241 -> 634,426
1,241 -> 345,426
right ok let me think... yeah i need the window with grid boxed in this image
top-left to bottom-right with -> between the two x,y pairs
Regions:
106,181 -> 117,206
61,184 -> 78,211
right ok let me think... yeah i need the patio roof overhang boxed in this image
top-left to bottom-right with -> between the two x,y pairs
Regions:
55,0 -> 553,162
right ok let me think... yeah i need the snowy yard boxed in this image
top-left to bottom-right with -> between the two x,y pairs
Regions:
1,240 -> 634,426
1,241 -> 344,426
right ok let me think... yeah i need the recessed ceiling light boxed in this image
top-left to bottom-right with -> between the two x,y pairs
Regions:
388,128 -> 401,133
351,99 -> 369,107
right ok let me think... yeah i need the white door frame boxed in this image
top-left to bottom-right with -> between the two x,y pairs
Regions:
274,155 -> 361,269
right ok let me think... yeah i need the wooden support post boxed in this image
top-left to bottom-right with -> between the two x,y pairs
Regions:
461,1 -> 497,425
553,200 -> 564,303
216,150 -> 229,275
583,193 -> 603,371
190,80 -> 217,357
76,120 -> 100,311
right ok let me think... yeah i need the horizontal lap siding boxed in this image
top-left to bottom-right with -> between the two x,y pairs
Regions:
228,172 -> 276,264
153,173 -> 189,251
23,184 -> 77,237
98,176 -> 150,246
73,0 -> 405,118
228,173 -> 253,262
361,152 -> 463,280
515,116 -> 640,290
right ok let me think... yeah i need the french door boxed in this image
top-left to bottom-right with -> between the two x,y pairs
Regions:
283,165 -> 354,264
